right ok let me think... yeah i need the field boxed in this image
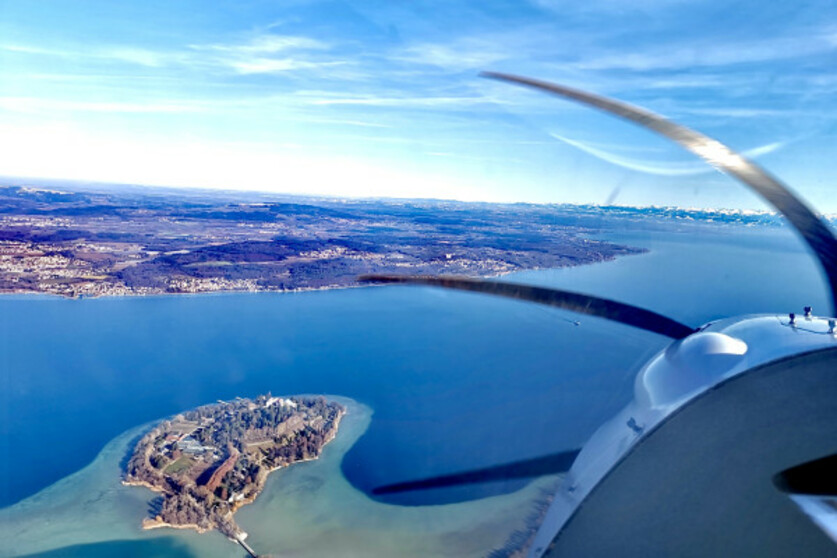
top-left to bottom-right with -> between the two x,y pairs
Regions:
164,456 -> 195,475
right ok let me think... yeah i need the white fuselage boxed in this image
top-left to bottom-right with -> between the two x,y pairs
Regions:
530,313 -> 837,557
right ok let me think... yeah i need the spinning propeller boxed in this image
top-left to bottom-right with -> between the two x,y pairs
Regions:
361,72 -> 837,495
358,274 -> 696,340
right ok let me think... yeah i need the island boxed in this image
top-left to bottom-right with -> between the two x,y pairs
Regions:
123,394 -> 345,550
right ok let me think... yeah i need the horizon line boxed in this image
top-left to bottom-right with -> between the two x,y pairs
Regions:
0,173 -> 821,217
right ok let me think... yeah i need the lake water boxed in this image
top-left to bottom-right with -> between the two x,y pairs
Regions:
0,222 -> 829,557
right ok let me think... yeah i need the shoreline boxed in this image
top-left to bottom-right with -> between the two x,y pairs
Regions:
125,405 -> 347,538
0,246 -> 647,301
2,393 -> 559,557
140,518 -> 211,534
0,282 -> 362,300
229,408 -> 345,513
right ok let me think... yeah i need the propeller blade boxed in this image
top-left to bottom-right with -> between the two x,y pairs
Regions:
359,274 -> 695,339
481,71 -> 837,316
373,449 -> 581,495
774,453 -> 837,496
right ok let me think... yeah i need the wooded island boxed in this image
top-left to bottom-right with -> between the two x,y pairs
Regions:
123,395 -> 345,542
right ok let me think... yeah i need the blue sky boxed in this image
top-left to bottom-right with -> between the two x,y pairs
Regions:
1,0 -> 836,210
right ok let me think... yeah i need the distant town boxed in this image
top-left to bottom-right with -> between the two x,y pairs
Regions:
0,179 -> 802,299
123,395 -> 344,554
0,181 -> 644,298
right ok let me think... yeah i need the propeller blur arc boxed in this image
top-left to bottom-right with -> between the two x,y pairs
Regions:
373,449 -> 581,495
481,71 -> 837,316
359,274 -> 696,340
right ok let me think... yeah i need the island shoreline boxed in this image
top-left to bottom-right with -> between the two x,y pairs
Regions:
123,395 -> 346,546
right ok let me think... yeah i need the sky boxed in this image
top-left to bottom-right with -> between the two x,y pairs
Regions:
1,0 -> 836,210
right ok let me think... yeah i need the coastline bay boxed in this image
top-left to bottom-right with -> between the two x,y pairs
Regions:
2,398 -> 557,558
1,223 -> 829,556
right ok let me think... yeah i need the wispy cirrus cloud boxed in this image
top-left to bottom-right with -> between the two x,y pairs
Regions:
303,94 -> 497,107
639,75 -> 731,90
226,58 -> 346,75
1,44 -> 56,55
391,21 -> 837,103
390,24 -> 594,74
299,117 -> 392,129
187,33 -> 346,75
396,41 -> 510,72
2,32 -> 344,75
574,29 -> 837,71
1,42 -> 171,67
681,107 -> 800,118
0,96 -> 202,114
103,47 -> 170,67
531,0 -> 701,14
2,0 -> 836,209
190,34 -> 329,54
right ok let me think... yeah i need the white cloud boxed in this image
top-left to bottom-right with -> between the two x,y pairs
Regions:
0,96 -> 201,114
2,42 -> 179,67
299,117 -> 392,128
1,44 -> 55,55
575,31 -> 837,71
303,93 -> 499,108
641,75 -> 730,89
103,47 -> 166,67
531,0 -> 702,13
682,107 -> 796,118
2,32 -> 336,75
227,58 -> 344,75
187,33 -> 350,76
196,34 -> 329,54
397,41 -> 508,71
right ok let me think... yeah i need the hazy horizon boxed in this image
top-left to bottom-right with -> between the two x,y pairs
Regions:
4,173 -> 829,216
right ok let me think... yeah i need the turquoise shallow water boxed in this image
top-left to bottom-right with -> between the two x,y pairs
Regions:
0,223 -> 829,556
2,398 -> 556,557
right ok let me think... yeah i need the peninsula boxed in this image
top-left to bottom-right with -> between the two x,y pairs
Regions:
123,395 -> 344,544
0,181 -> 643,298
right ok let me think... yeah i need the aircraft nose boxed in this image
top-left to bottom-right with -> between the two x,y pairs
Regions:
636,332 -> 749,408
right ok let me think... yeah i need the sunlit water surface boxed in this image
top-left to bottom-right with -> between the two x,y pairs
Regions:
0,224 -> 828,557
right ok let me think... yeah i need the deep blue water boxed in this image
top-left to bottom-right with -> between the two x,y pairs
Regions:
0,223 -> 828,510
